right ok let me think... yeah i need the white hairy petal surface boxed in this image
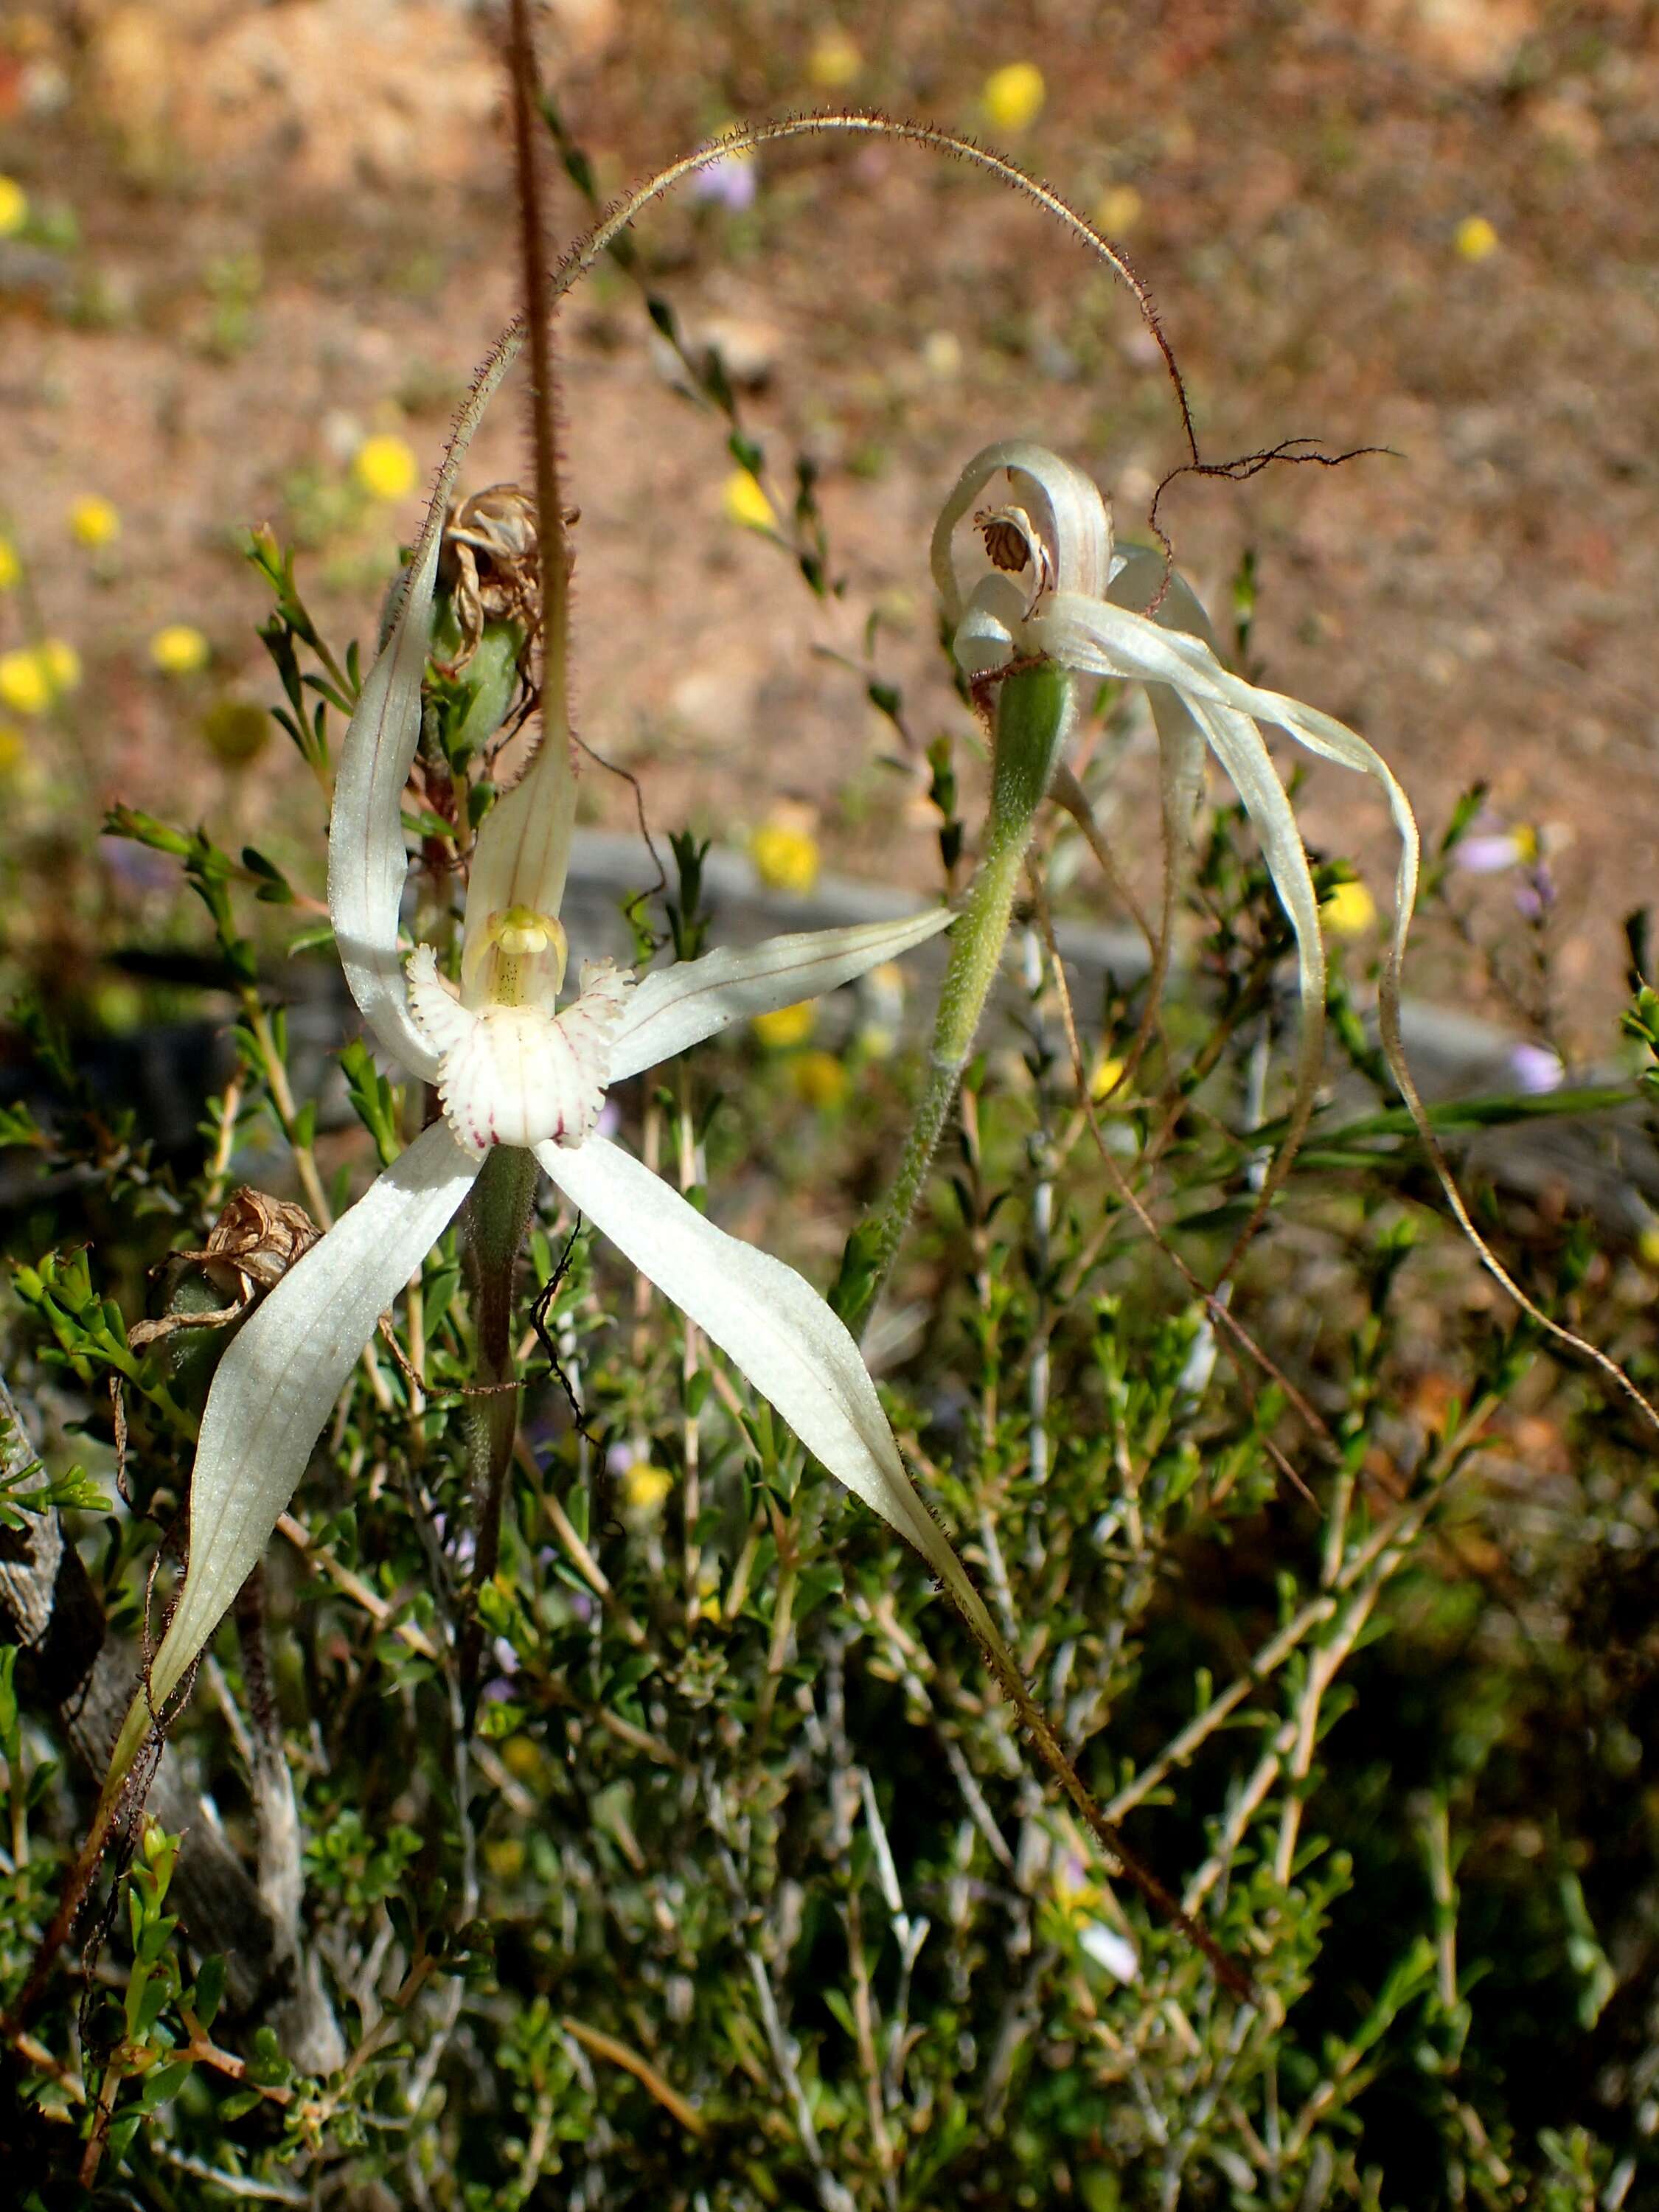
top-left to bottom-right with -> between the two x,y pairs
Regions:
930,439 -> 1111,623
327,535 -> 445,1083
110,1121 -> 480,1782
538,1134 -> 1021,1678
415,959 -> 633,1157
608,908 -> 953,1085
406,945 -> 479,1056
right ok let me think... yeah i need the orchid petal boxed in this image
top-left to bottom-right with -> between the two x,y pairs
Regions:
108,1122 -> 480,1784
1105,545 -> 1217,861
537,1135 -> 1021,1680
1181,689 -> 1327,1118
608,907 -> 953,1085
327,331 -> 521,1079
1034,583 -> 1418,960
1032,591 -> 1332,1180
931,439 -> 1111,625
327,535 -> 445,1082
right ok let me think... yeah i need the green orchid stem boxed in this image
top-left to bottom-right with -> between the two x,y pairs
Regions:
843,664 -> 1076,1339
459,1144 -> 540,1714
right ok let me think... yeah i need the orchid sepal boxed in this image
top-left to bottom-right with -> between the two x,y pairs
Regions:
105,1119 -> 482,1791
609,905 -> 953,1085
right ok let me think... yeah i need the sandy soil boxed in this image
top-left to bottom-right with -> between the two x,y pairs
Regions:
3,0 -> 1657,1044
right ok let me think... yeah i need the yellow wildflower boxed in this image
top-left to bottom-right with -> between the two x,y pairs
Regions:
791,1049 -> 848,1108
1088,1053 -> 1127,1104
69,495 -> 121,549
150,624 -> 211,675
0,178 -> 27,238
0,641 -> 77,715
1455,215 -> 1499,262
1096,184 -> 1143,235
354,433 -> 420,502
722,468 -> 776,532
751,817 -> 821,893
752,1001 -> 816,1051
0,652 -> 50,716
622,1460 -> 674,1513
808,28 -> 861,88
41,639 -> 80,693
1322,879 -> 1377,937
0,538 -> 20,591
983,63 -> 1046,134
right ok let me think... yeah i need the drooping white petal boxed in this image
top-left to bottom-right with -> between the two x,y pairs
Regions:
931,439 -> 1111,625
1032,583 -> 1418,956
538,1134 -> 1023,1683
1105,544 -> 1219,856
107,1121 -> 481,1785
461,728 -> 580,983
327,534 -> 445,1083
608,908 -> 953,1086
420,961 -> 633,1158
1181,688 -> 1327,1114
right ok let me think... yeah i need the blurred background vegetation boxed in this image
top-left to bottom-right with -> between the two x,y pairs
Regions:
3,2 -> 1659,2205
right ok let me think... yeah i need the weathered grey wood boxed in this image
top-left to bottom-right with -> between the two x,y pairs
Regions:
0,1380 -> 282,2016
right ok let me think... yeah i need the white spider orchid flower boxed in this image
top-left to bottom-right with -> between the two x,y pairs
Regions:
933,438 -> 1419,1200
98,524 -> 986,1797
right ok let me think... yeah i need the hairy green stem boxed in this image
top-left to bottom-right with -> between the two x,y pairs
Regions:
840,665 -> 1075,1338
459,1145 -> 540,1710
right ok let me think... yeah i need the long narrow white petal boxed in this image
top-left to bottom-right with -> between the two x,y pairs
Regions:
1184,690 -> 1327,1104
1033,583 -> 1419,987
327,536 -> 445,1081
931,439 -> 1110,622
608,908 -> 953,1085
140,1123 -> 480,1724
537,1135 -> 1018,1674
327,332 -> 521,1080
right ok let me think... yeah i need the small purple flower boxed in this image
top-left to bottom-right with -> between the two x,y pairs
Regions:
691,147 -> 757,212
1514,863 -> 1557,922
1509,1042 -> 1564,1095
1455,832 -> 1525,875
